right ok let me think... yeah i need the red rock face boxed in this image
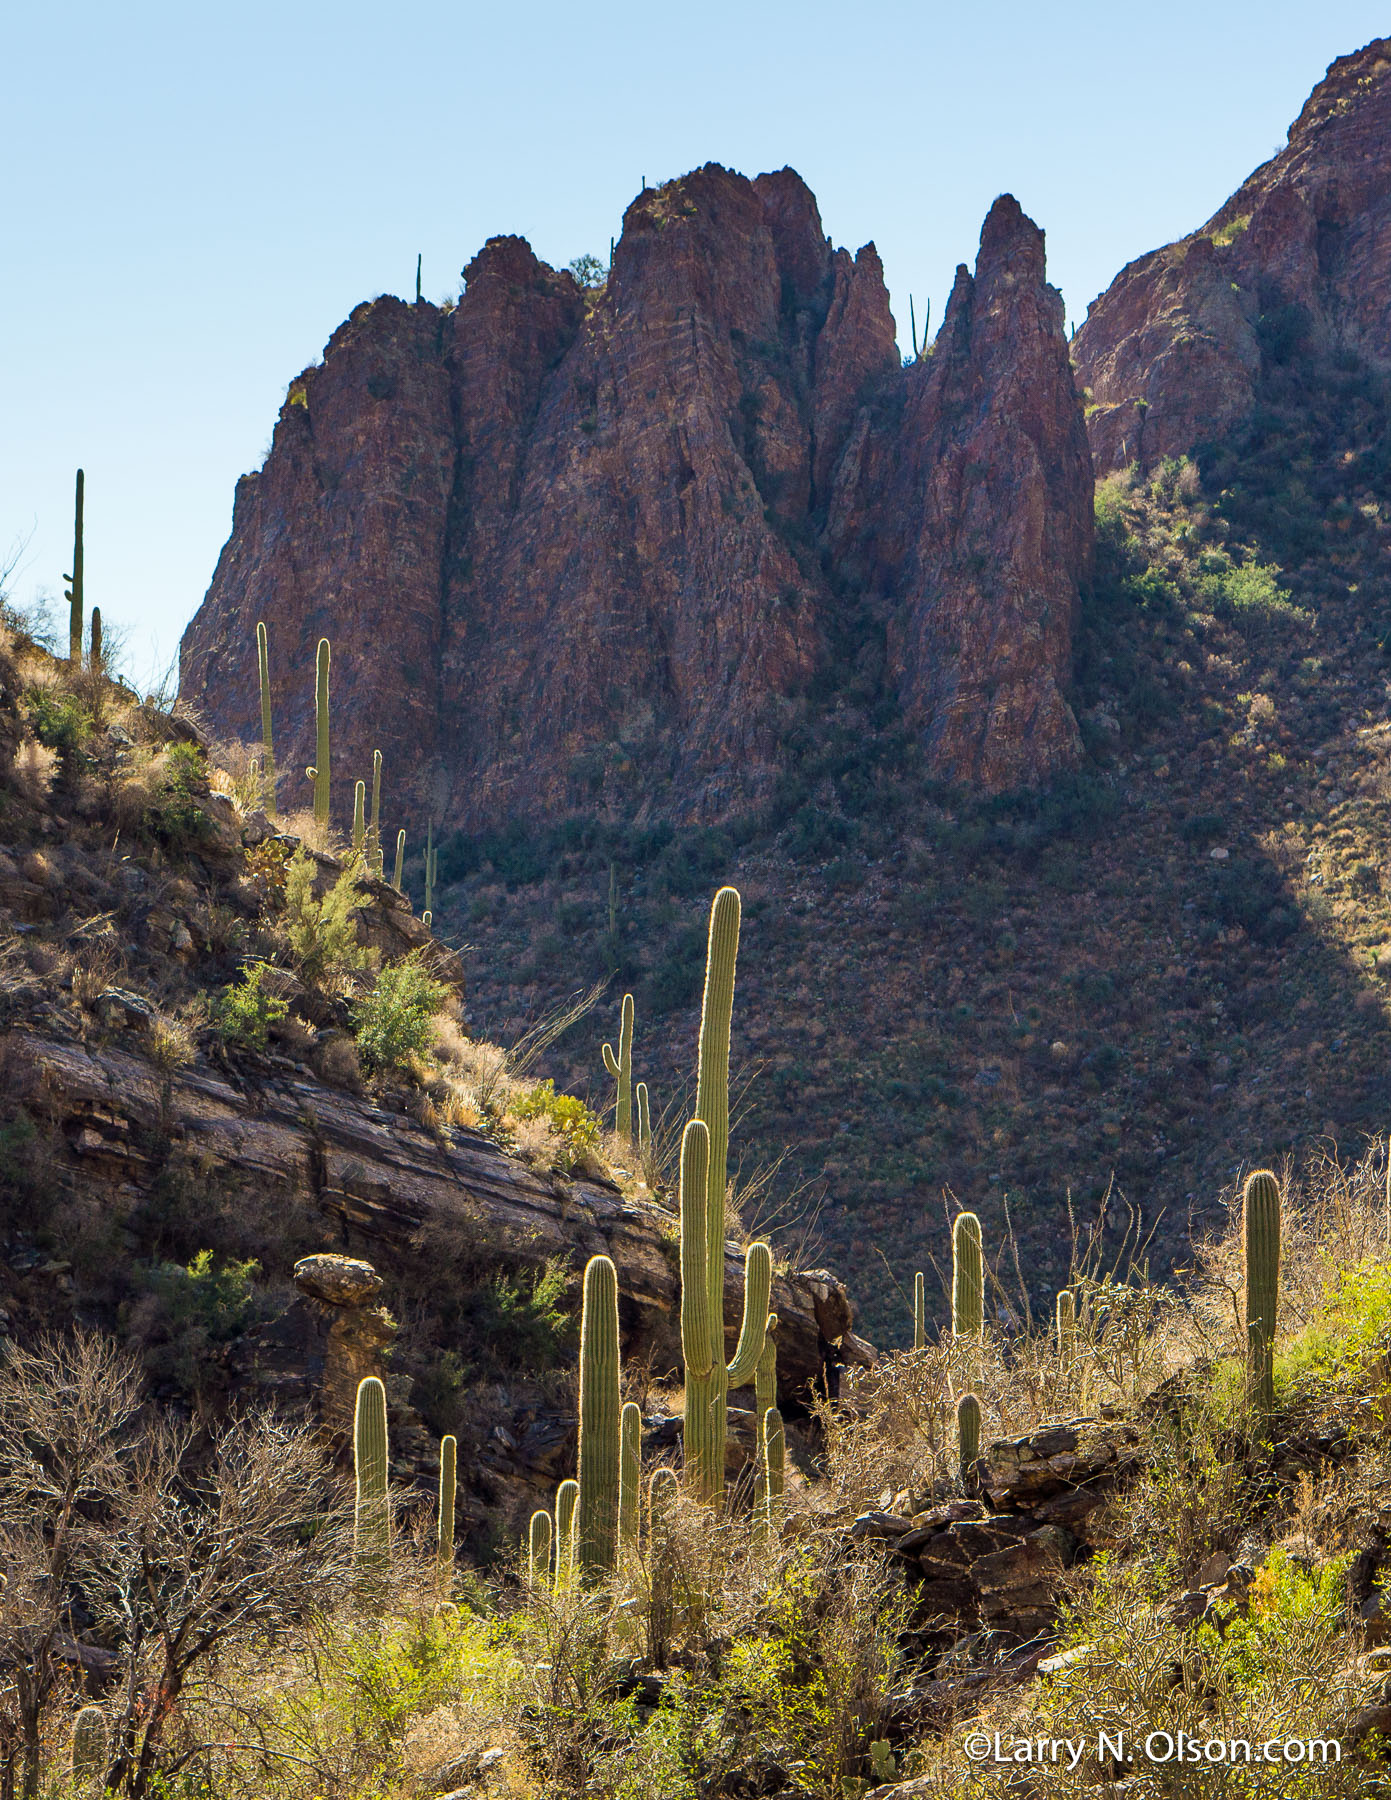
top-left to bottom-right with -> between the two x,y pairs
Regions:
181,166 -> 1092,826
1075,38 -> 1391,473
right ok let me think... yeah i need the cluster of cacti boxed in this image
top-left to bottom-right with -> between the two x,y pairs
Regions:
681,887 -> 772,1504
576,1254 -> 622,1582
353,1375 -> 390,1599
602,994 -> 635,1139
1244,1169 -> 1282,1418
957,1392 -> 981,1481
952,1212 -> 983,1339
310,638 -> 331,826
65,469 -> 84,666
913,1271 -> 926,1349
256,621 -> 277,814
436,1434 -> 456,1592
70,1706 -> 106,1789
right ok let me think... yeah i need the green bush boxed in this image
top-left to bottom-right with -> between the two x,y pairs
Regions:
350,952 -> 448,1074
282,849 -> 372,988
24,687 -> 90,774
212,962 -> 289,1051
511,1079 -> 601,1170
145,741 -> 212,848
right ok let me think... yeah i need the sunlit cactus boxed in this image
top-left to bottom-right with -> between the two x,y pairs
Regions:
602,993 -> 635,1140
256,620 -> 276,814
1056,1289 -> 1076,1374
1244,1169 -> 1282,1418
70,1706 -> 106,1788
576,1254 -> 622,1581
913,1271 -> 926,1350
554,1478 -> 579,1592
436,1434 -> 456,1591
393,828 -> 406,892
369,750 -> 383,876
957,1392 -> 981,1481
952,1212 -> 983,1339
619,1400 -> 641,1571
353,1375 -> 390,1597
352,780 -> 366,853
528,1509 -> 552,1589
313,638 -> 331,826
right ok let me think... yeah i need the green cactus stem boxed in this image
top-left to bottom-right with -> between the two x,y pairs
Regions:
424,820 -> 434,918
65,468 -> 84,665
255,620 -> 276,815
952,1212 -> 984,1339
680,886 -> 770,1504
1056,1289 -> 1077,1373
554,1478 -> 579,1592
353,1375 -> 390,1596
416,253 -> 422,303
1244,1169 -> 1282,1418
576,1254 -> 622,1582
528,1509 -> 552,1589
369,750 -> 382,875
913,1271 -> 926,1350
71,1706 -> 106,1787
393,828 -> 406,892
352,780 -> 366,853
619,1400 -> 641,1571
313,638 -> 331,827
436,1435 -> 456,1590
89,607 -> 103,674
636,1081 -> 652,1160
957,1392 -> 981,1481
602,993 -> 635,1140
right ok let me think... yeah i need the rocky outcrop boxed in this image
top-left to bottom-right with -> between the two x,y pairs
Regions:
1074,38 -> 1391,471
180,167 -> 1092,822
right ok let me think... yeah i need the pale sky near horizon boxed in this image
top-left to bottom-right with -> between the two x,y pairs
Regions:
4,2 -> 1388,689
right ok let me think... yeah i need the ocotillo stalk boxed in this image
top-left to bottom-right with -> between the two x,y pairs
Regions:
89,607 -> 103,674
71,1705 -> 106,1786
393,829 -> 405,892
576,1255 -> 622,1581
952,1213 -> 984,1338
554,1479 -> 578,1593
352,780 -> 366,853
1056,1290 -> 1077,1374
436,1435 -> 456,1591
680,886 -> 770,1503
369,750 -> 382,875
66,469 -> 84,665
913,1271 -> 926,1350
602,993 -> 635,1139
353,1376 -> 390,1596
527,1509 -> 552,1589
313,638 -> 331,827
618,1401 -> 641,1571
957,1392 -> 981,1482
255,621 -> 276,815
1244,1169 -> 1281,1418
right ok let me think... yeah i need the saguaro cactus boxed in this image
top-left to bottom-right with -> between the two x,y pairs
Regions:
602,993 -> 635,1139
554,1479 -> 579,1592
528,1510 -> 552,1589
957,1392 -> 981,1481
65,469 -> 84,665
636,1081 -> 652,1160
312,638 -> 331,827
436,1435 -> 456,1590
352,780 -> 366,853
753,1313 -> 778,1514
393,829 -> 406,892
256,620 -> 276,814
89,607 -> 103,674
913,1271 -> 926,1350
353,1376 -> 390,1594
680,887 -> 771,1503
618,1400 -> 641,1571
1244,1169 -> 1282,1417
1056,1290 -> 1077,1374
71,1706 -> 106,1787
369,750 -> 383,875
952,1213 -> 984,1339
424,820 -> 435,919
576,1255 -> 621,1581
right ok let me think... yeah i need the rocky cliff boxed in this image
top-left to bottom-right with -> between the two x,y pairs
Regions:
180,167 -> 1092,826
1074,38 -> 1391,471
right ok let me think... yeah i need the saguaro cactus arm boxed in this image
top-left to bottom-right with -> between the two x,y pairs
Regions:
726,1240 -> 772,1389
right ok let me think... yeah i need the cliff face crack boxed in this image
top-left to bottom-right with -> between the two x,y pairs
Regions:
181,165 -> 1093,823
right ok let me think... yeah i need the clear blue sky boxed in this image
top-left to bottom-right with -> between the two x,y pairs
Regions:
4,2 -> 1386,687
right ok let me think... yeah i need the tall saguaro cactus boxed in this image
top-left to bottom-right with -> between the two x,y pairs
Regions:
913,1271 -> 926,1350
952,1213 -> 984,1339
636,1082 -> 652,1160
89,607 -> 103,674
352,780 -> 366,853
393,829 -> 406,892
554,1479 -> 578,1592
1244,1169 -> 1282,1418
602,993 -> 635,1140
528,1510 -> 552,1588
436,1435 -> 456,1590
312,638 -> 331,827
618,1401 -> 641,1571
353,1376 -> 390,1595
255,621 -> 277,815
753,1313 -> 778,1515
369,750 -> 383,875
679,887 -> 771,1503
1056,1290 -> 1077,1374
66,469 -> 84,665
576,1255 -> 622,1581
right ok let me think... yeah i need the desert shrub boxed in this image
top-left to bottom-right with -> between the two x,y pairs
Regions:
143,740 -> 213,847
351,952 -> 449,1074
281,848 -> 373,988
511,1079 -> 601,1171
212,962 -> 289,1052
139,1248 -> 262,1398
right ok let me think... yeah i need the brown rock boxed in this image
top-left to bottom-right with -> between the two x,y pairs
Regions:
292,1253 -> 384,1307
